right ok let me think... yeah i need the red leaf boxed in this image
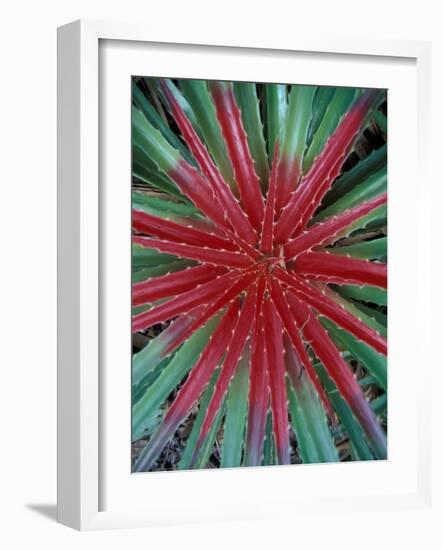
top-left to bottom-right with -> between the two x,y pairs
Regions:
283,193 -> 387,260
133,208 -> 238,251
260,142 -> 279,255
286,292 -> 387,459
160,80 -> 258,245
274,154 -> 301,215
133,306 -> 206,384
210,82 -> 265,231
132,270 -> 243,333
275,90 -> 382,243
134,300 -> 241,472
132,264 -> 226,307
189,284 -> 258,467
294,252 -> 387,288
262,298 -> 290,465
245,276 -> 269,466
274,267 -> 387,355
164,267 -> 261,353
224,230 -> 263,262
167,159 -> 230,231
268,277 -> 334,419
133,235 -> 253,268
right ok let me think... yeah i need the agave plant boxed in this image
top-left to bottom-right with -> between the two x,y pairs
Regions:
131,77 -> 387,472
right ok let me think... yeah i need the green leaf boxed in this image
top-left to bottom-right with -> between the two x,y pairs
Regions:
194,402 -> 225,469
324,145 -> 387,206
132,314 -> 188,386
315,363 -> 374,461
262,411 -> 277,466
282,84 -> 316,175
358,375 -> 378,387
326,287 -> 387,337
373,110 -> 387,134
286,347 -> 339,464
345,204 -> 387,238
322,318 -> 387,391
351,301 -> 387,327
180,79 -> 236,190
132,192 -> 200,219
337,284 -> 388,306
306,86 -> 335,147
153,78 -> 199,128
132,411 -> 163,442
133,148 -> 182,198
303,87 -> 356,173
132,355 -> 173,406
132,261 -> 196,283
286,382 -> 332,464
265,84 -> 287,157
234,82 -> 269,188
132,107 -> 180,173
132,318 -> 218,440
133,82 -> 195,165
220,348 -> 250,468
178,368 -> 223,470
315,167 -> 387,221
132,303 -> 153,316
132,244 -> 178,269
371,392 -> 387,415
330,236 -> 387,260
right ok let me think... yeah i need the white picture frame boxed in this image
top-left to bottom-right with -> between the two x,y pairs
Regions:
57,19 -> 432,531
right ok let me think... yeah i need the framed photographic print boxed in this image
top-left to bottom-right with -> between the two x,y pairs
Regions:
57,19 -> 432,530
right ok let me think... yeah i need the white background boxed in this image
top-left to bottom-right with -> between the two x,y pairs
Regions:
1,0 -> 441,548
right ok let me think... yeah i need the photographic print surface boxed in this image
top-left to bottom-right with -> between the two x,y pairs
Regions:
131,78 -> 387,472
